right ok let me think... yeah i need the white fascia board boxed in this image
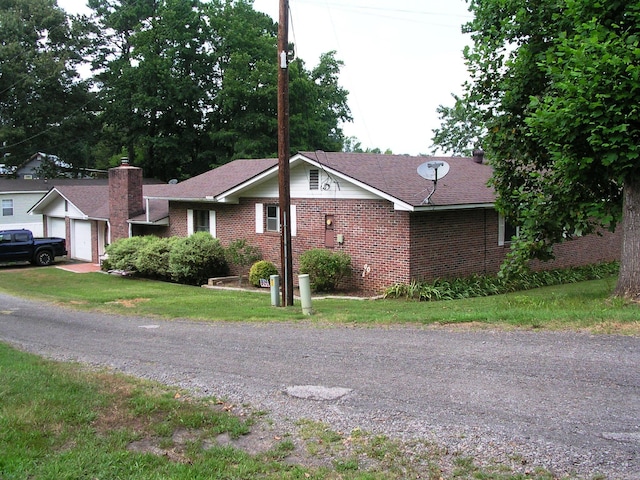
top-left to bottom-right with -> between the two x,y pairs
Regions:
216,166 -> 280,202
28,188 -> 88,218
413,202 -> 495,212
143,196 -> 218,203
2,189 -> 48,195
26,188 -> 65,214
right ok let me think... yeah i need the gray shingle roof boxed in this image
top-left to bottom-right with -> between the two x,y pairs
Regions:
298,152 -> 494,207
148,158 -> 279,200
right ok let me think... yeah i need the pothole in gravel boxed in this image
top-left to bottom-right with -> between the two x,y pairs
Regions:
284,385 -> 352,401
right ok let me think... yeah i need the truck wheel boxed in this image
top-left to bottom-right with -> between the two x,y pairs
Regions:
35,250 -> 53,266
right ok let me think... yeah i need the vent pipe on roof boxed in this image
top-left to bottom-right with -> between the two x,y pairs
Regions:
472,149 -> 484,164
120,157 -> 130,166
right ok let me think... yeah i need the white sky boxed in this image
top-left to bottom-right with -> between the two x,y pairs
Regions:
58,0 -> 473,155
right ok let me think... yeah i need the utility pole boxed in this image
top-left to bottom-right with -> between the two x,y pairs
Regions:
278,0 -> 294,306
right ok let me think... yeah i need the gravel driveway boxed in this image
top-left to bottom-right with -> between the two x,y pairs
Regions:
0,292 -> 638,478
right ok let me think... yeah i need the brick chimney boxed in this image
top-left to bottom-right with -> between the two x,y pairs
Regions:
109,157 -> 144,242
472,149 -> 485,164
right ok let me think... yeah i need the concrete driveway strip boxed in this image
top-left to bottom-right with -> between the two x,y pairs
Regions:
0,292 -> 638,478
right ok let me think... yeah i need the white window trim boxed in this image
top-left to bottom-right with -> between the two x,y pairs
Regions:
255,203 -> 264,233
209,210 -> 216,237
187,209 -> 194,235
266,204 -> 279,232
291,205 -> 297,237
2,199 -> 13,217
187,209 -> 216,236
498,214 -> 519,246
255,203 -> 297,236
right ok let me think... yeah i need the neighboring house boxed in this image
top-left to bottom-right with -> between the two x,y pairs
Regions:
29,152 -> 621,293
11,152 -> 107,180
28,162 -> 168,262
0,178 -> 108,236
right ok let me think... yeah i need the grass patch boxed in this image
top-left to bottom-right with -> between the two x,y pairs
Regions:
0,343 -> 579,479
0,266 -> 639,332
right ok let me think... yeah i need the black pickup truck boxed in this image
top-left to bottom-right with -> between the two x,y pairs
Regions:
0,229 -> 67,266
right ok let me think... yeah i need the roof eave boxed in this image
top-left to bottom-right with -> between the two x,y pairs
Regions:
412,202 -> 495,212
128,217 -> 169,226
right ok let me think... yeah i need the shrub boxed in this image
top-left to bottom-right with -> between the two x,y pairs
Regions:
168,232 -> 229,286
103,236 -> 156,273
135,236 -> 178,281
225,239 -> 262,285
249,260 -> 278,287
384,262 -> 619,301
299,248 -> 352,292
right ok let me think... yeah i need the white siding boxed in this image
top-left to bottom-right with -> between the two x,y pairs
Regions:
0,192 -> 46,231
48,217 -> 66,239
242,163 -> 379,200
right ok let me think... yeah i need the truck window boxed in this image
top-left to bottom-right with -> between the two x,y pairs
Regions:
0,234 -> 11,243
14,233 -> 29,242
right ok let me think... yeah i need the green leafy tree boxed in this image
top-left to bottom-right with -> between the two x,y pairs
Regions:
290,52 -> 352,153
90,0 -> 216,179
430,93 -> 485,156
433,0 -> 640,298
91,0 -> 352,177
225,239 -> 261,286
0,0 -> 98,170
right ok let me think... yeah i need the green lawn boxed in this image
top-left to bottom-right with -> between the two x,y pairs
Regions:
0,266 -> 638,333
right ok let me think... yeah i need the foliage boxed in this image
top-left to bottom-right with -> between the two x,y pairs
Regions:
0,0 -> 99,169
104,236 -> 156,272
168,232 -> 228,286
432,0 -> 640,295
248,260 -> 278,287
89,0 -> 351,179
430,93 -> 486,156
384,262 -> 619,301
299,248 -> 352,293
225,239 -> 262,285
134,236 -> 179,281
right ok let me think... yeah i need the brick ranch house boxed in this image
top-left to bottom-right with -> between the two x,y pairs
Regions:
30,152 -> 620,294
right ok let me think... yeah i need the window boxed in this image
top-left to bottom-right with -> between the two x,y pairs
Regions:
193,210 -> 210,232
187,209 -> 216,236
2,199 -> 13,216
309,169 -> 319,190
498,215 -> 519,246
266,205 -> 279,232
256,203 -> 296,236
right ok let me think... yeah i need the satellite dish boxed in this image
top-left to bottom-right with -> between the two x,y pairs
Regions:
168,179 -> 178,184
417,160 -> 450,204
417,161 -> 450,181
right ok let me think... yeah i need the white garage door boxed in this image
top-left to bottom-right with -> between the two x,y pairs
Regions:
48,217 -> 66,239
72,220 -> 92,261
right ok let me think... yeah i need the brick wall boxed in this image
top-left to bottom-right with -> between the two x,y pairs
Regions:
170,198 -> 412,293
168,199 -> 622,295
410,208 -> 621,280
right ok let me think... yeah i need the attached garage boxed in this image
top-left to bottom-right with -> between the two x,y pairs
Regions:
48,217 -> 66,239
71,220 -> 92,261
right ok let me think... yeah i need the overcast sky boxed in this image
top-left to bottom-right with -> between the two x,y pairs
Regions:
58,0 -> 473,156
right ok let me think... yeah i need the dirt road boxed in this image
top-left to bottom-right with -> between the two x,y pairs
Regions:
0,292 -> 638,478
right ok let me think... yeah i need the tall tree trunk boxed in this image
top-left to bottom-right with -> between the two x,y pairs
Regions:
615,176 -> 640,298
